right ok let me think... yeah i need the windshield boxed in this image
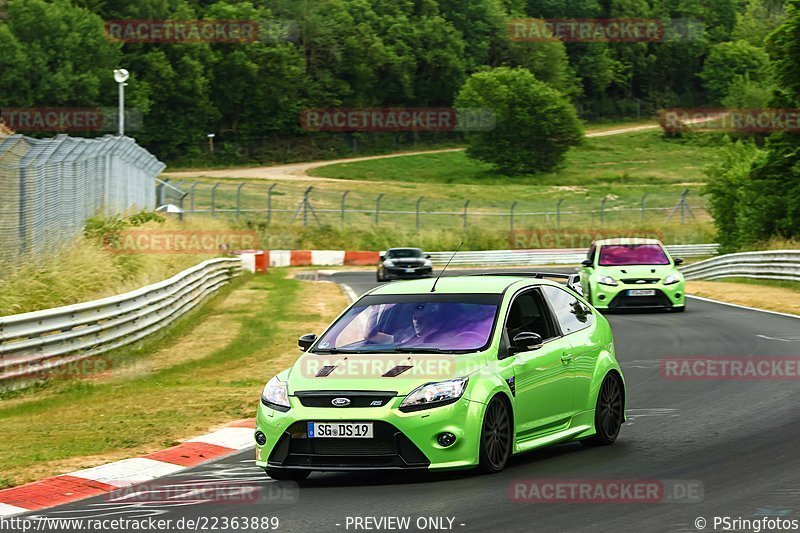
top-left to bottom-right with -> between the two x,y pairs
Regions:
387,249 -> 424,258
315,296 -> 499,353
598,244 -> 671,266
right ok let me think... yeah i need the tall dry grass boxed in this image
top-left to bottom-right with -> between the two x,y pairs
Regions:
0,214 -> 240,316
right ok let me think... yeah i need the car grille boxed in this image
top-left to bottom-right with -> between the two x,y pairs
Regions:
620,278 -> 660,285
295,391 -> 397,408
609,290 -> 673,309
268,421 -> 430,469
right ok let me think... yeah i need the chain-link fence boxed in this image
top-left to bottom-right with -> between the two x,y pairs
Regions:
163,179 -> 710,229
0,134 -> 165,261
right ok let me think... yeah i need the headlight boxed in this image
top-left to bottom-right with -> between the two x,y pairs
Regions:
663,274 -> 682,285
384,260 -> 395,267
399,378 -> 468,412
261,376 -> 290,411
597,276 -> 618,286
424,259 -> 432,267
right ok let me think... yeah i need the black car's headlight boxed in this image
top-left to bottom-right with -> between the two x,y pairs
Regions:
399,378 -> 468,412
261,376 -> 290,412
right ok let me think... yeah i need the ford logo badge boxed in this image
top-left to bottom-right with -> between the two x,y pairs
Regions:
331,397 -> 351,407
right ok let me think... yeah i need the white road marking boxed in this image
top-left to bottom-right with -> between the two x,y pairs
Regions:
0,502 -> 31,517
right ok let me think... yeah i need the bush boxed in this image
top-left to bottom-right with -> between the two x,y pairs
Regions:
454,67 -> 583,175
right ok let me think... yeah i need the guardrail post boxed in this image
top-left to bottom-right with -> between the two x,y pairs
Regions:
211,182 -> 220,217
641,193 -> 648,223
190,182 -> 198,213
375,193 -> 384,225
236,183 -> 245,221
416,196 -> 424,232
340,190 -> 350,228
267,184 -> 276,225
510,201 -> 517,234
178,193 -> 187,221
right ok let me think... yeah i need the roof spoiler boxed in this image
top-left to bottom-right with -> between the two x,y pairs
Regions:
470,272 -> 584,296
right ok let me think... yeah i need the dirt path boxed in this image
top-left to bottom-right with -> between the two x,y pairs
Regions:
162,122 -> 660,182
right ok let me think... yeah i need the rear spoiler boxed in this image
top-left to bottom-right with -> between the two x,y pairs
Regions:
470,272 -> 584,296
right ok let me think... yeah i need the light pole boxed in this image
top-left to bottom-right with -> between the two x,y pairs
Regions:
113,69 -> 129,136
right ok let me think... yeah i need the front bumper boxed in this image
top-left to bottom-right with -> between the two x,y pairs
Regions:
383,266 -> 433,279
591,281 -> 685,310
255,394 -> 484,471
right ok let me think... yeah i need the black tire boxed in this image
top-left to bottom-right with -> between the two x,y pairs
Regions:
266,468 -> 310,481
478,396 -> 513,473
376,268 -> 384,282
582,373 -> 624,446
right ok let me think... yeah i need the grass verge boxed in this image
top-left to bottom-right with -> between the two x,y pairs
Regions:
0,269 -> 347,488
687,279 -> 800,315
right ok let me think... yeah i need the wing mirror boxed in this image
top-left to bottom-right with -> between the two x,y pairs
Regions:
425,254 -> 431,259
567,274 -> 583,296
298,333 -> 317,351
581,259 -> 593,267
510,332 -> 543,355
674,257 -> 684,266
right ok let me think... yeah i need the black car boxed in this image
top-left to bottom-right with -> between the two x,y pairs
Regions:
376,248 -> 434,281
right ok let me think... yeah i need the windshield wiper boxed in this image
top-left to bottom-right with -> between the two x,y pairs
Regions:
392,347 -> 448,353
312,348 -> 368,354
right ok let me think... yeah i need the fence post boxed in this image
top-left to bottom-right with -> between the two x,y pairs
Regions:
211,182 -> 220,217
375,193 -> 384,225
267,184 -> 276,225
641,193 -> 648,223
556,199 -> 564,228
600,197 -> 607,225
18,167 -> 26,256
236,183 -> 245,221
303,186 -> 313,227
416,196 -> 424,232
190,182 -> 197,213
680,189 -> 688,224
341,190 -> 349,228
510,201 -> 517,234
463,200 -> 470,235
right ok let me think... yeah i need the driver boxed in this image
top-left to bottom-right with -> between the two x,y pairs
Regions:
398,303 -> 443,345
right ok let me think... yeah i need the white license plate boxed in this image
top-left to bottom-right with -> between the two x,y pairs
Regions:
307,422 -> 373,438
627,289 -> 656,296
405,268 -> 415,273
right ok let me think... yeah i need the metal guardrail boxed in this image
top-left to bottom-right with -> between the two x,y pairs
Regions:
426,244 -> 720,266
681,250 -> 800,282
0,257 -> 242,386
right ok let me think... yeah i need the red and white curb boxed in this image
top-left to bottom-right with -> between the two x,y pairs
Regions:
0,418 -> 256,517
268,250 -> 379,267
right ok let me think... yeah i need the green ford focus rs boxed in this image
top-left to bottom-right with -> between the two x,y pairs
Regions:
255,274 -> 625,480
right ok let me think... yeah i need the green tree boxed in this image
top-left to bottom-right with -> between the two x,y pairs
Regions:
454,67 -> 583,174
699,40 -> 771,102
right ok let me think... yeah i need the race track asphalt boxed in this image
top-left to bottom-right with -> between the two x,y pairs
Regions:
17,269 -> 800,533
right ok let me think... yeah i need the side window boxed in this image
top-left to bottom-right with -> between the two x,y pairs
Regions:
542,286 -> 594,335
504,290 -> 558,342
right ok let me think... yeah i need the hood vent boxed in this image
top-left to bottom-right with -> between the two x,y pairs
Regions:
382,365 -> 413,378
